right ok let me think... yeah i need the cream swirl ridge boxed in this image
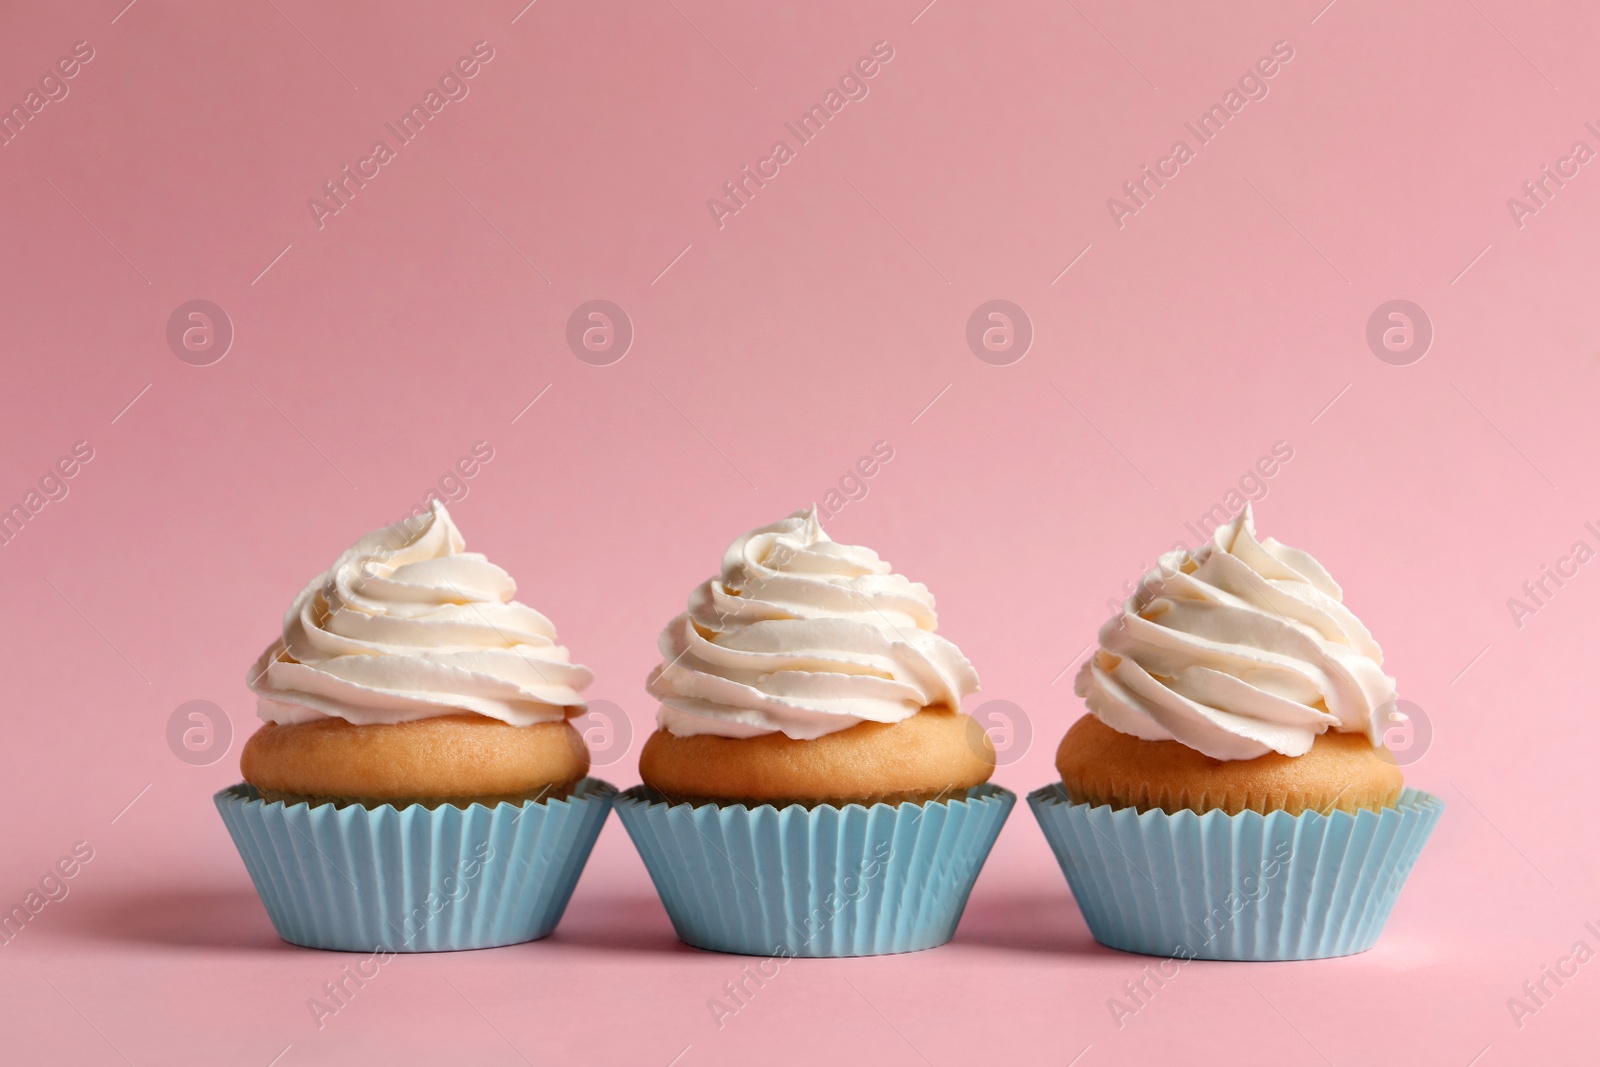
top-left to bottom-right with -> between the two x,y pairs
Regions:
1074,505 -> 1395,760
248,502 -> 592,726
648,509 -> 979,739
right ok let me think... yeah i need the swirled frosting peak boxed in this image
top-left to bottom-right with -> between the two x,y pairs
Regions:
1074,506 -> 1395,760
248,502 -> 592,726
648,509 -> 979,739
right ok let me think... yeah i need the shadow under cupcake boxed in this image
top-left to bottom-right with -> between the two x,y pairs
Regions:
215,501 -> 613,952
615,509 -> 1014,957
1031,506 -> 1442,961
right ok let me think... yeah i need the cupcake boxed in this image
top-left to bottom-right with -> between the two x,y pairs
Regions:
1031,506 -> 1442,960
214,502 -> 614,951
615,509 -> 1014,957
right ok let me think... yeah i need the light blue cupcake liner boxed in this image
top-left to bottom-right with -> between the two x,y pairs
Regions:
614,785 -> 1015,957
1029,784 -> 1443,961
215,778 -> 614,952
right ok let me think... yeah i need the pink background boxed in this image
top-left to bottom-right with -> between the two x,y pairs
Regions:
1,0 -> 1596,1063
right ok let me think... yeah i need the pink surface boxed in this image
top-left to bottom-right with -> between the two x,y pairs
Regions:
1,0 -> 1595,1063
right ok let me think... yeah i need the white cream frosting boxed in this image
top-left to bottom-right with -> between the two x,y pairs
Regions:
648,509 -> 979,740
248,502 -> 592,726
1074,505 -> 1395,760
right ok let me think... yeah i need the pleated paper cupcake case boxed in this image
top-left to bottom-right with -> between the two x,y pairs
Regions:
1028,784 -> 1442,960
215,778 -> 615,952
615,784 -> 1015,957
